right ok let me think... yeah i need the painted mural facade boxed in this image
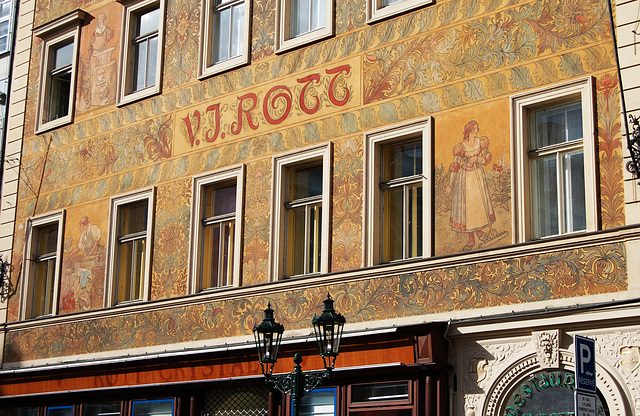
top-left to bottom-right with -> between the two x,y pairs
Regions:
4,0 -> 628,374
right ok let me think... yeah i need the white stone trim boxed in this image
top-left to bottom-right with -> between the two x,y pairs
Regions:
104,187 -> 156,307
363,117 -> 432,266
189,164 -> 245,292
511,77 -> 597,243
269,143 -> 332,280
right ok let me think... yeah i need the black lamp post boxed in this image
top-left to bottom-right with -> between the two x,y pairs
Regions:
253,293 -> 346,416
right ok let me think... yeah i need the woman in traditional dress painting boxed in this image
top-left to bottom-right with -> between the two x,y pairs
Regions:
445,120 -> 496,251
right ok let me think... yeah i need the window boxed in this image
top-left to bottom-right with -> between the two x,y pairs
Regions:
367,0 -> 433,23
106,188 -> 155,306
118,0 -> 165,105
82,403 -> 121,416
364,118 -> 432,266
33,10 -> 85,133
512,77 -> 597,242
190,165 -> 244,292
0,0 -> 14,54
348,381 -> 413,415
47,408 -> 73,416
130,400 -> 173,416
275,0 -> 333,53
295,388 -> 336,416
199,0 -> 250,77
271,144 -> 331,280
21,211 -> 65,320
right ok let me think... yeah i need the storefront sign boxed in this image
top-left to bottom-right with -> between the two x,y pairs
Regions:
502,370 -> 605,416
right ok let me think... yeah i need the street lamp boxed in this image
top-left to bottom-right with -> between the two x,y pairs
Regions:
253,293 -> 346,416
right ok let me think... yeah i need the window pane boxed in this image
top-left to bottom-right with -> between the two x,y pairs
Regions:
290,0 -> 311,37
213,7 -> 231,62
383,141 -> 422,181
33,257 -> 55,316
48,407 -> 73,416
352,382 -> 410,403
308,204 -> 321,274
53,41 -> 74,69
117,238 -> 146,302
382,187 -> 403,262
0,36 -> 7,51
381,0 -> 402,7
563,150 -> 585,233
0,2 -> 11,18
146,36 -> 158,87
298,388 -> 335,416
287,206 -> 306,276
407,184 -> 422,258
83,403 -> 121,416
290,165 -> 322,200
137,8 -> 159,37
310,0 -> 325,32
133,40 -> 148,91
48,68 -> 71,120
205,184 -> 236,218
120,202 -> 148,236
201,221 -> 233,289
230,3 -> 244,57
531,101 -> 582,149
38,224 -> 58,255
0,20 -> 8,36
0,409 -> 38,416
532,156 -> 558,238
201,222 -> 221,288
131,400 -> 173,416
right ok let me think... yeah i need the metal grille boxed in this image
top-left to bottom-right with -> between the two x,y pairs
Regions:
203,385 -> 268,416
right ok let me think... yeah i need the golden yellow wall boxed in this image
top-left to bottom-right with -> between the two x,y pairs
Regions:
4,0 -> 627,361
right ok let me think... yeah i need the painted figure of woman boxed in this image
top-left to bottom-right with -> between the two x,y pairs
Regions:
445,120 -> 496,251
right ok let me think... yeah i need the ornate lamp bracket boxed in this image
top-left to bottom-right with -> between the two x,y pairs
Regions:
626,114 -> 640,182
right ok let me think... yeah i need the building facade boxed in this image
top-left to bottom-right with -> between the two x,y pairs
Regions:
0,0 -> 639,414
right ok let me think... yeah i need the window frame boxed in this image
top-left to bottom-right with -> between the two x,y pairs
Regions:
366,0 -> 433,23
105,187 -> 155,307
275,0 -> 334,53
270,143 -> 332,280
189,165 -> 244,293
198,0 -> 251,78
33,10 -> 85,134
0,0 -> 15,55
363,117 -> 432,267
291,387 -> 337,416
117,0 -> 165,106
21,210 -> 66,320
130,399 -> 174,416
511,77 -> 597,243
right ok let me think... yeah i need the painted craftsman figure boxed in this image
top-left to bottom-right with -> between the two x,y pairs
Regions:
445,120 -> 496,251
74,216 -> 102,257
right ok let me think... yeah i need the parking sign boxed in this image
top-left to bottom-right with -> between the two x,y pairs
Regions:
575,335 -> 596,393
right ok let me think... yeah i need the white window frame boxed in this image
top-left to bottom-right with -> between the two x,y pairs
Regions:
270,143 -> 332,280
105,187 -> 155,306
0,0 -> 15,55
21,210 -> 65,320
199,0 -> 251,78
33,10 -> 85,134
275,0 -> 334,53
189,164 -> 244,292
363,117 -> 432,267
511,77 -> 597,243
367,0 -> 433,23
117,0 -> 165,106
